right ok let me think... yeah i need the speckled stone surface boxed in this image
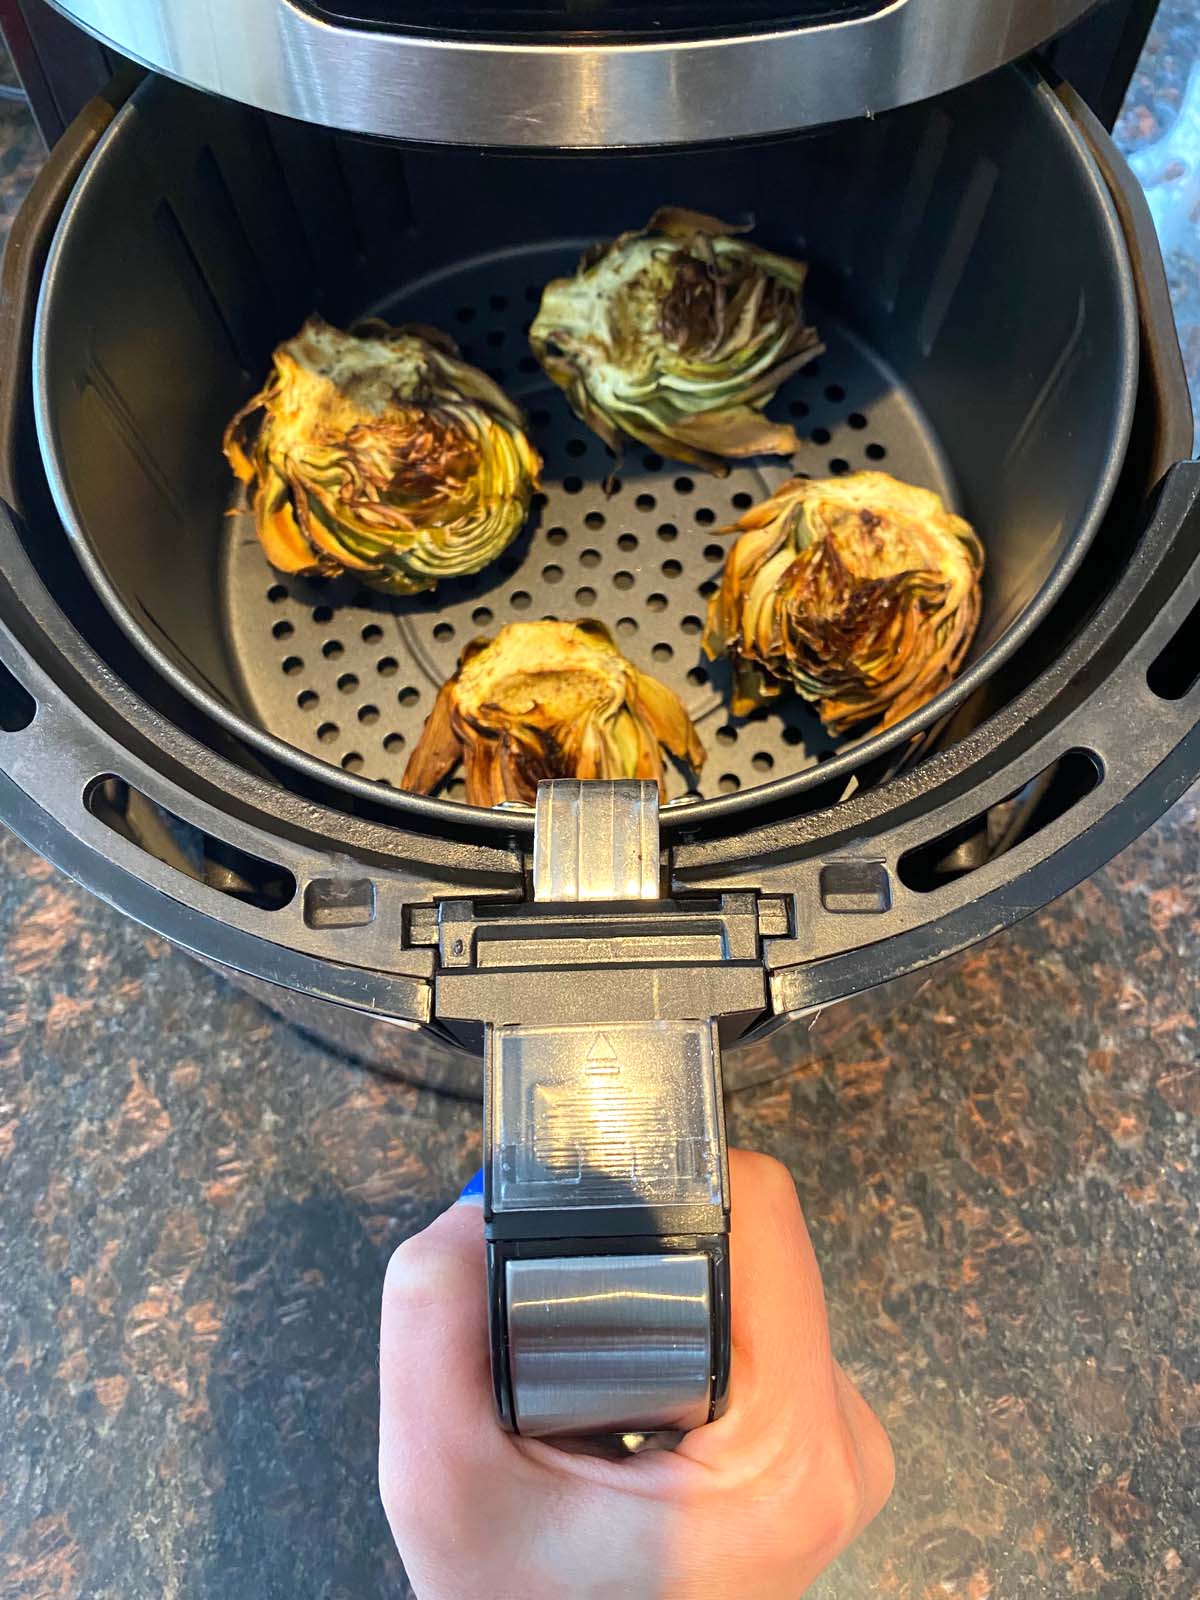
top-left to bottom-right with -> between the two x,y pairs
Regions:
2,15 -> 1200,1600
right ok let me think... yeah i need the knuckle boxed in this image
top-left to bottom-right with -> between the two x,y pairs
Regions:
809,1429 -> 867,1554
383,1232 -> 455,1309
737,1149 -> 799,1205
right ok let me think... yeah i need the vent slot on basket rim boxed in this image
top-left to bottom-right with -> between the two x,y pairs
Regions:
897,748 -> 1103,893
0,657 -> 36,732
85,775 -> 296,911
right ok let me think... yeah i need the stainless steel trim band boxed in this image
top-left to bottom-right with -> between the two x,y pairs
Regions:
44,0 -> 1099,148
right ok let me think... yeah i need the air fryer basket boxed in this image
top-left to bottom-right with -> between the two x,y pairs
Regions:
35,65 -> 1137,817
0,61 -> 1194,1092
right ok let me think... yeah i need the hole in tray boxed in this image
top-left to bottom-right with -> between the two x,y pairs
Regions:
398,686 -> 420,706
383,732 -> 405,753
361,623 -> 384,644
782,725 -> 804,746
715,725 -> 737,746
613,571 -> 634,590
674,476 -> 694,495
1147,590 -> 1200,699
687,666 -> 709,686
543,564 -> 564,583
472,605 -> 494,625
377,656 -> 398,676
267,584 -> 288,603
811,427 -> 831,446
341,752 -> 364,773
546,526 -> 568,547
337,673 -> 359,693
580,548 -> 601,568
731,492 -> 753,511
282,656 -> 304,676
680,614 -> 703,635
848,412 -> 868,430
636,493 -> 656,512
704,544 -> 724,563
272,620 -> 294,640
866,442 -> 887,461
566,438 -> 587,458
0,658 -> 35,731
618,533 -> 638,552
563,476 -> 583,494
455,305 -> 475,323
752,751 -> 775,773
662,560 -> 682,578
718,773 -> 740,793
358,704 -> 379,724
575,586 -> 596,606
433,621 -> 456,641
646,592 -> 668,612
316,721 -> 339,743
897,749 -> 1103,893
830,458 -> 850,475
657,522 -> 678,542
85,776 -> 294,911
511,590 -> 532,610
825,384 -> 846,403
585,511 -> 606,530
297,689 -> 318,710
698,579 -> 718,599
322,640 -> 344,660
312,605 -> 333,624
789,400 -> 809,418
695,508 -> 716,526
652,643 -> 673,662
616,616 -> 638,635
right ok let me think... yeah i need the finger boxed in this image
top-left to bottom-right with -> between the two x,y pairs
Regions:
680,1148 -> 841,1464
834,1363 -> 895,1531
379,1195 -> 510,1486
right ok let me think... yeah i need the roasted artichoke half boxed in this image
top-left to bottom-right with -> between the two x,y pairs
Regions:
529,207 -> 822,476
224,316 -> 541,596
401,619 -> 705,806
703,471 -> 984,734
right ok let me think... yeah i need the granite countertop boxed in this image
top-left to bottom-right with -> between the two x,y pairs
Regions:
3,11 -> 1200,1599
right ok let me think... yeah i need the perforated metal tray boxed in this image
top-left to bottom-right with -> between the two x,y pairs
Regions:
221,241 -> 954,802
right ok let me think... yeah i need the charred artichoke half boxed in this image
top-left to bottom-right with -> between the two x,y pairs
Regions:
401,619 -> 705,806
224,316 -> 541,596
530,207 -> 822,476
703,472 -> 984,735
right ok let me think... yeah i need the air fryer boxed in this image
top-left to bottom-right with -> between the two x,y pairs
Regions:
0,0 -> 1195,1438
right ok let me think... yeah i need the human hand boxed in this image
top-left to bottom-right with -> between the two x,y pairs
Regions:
379,1148 -> 893,1599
